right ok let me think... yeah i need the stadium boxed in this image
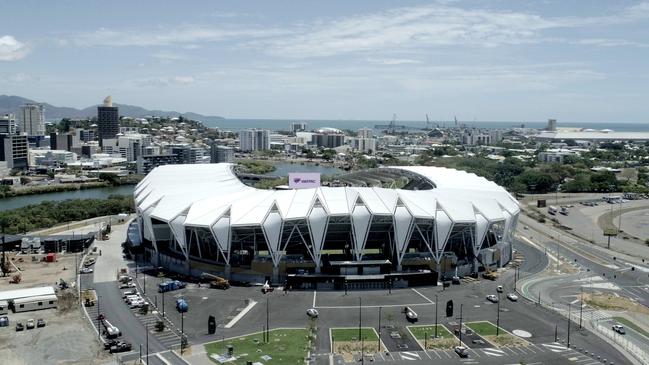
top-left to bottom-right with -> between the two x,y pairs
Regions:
133,164 -> 520,288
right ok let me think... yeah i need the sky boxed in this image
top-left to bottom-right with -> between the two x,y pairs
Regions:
1,0 -> 648,122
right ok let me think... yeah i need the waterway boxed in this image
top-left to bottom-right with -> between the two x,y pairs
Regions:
0,162 -> 342,212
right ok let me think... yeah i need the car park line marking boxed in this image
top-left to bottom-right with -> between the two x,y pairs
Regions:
156,353 -> 171,365
223,300 -> 257,328
422,348 -> 432,359
410,288 -> 434,304
429,350 -> 442,359
482,348 -> 505,357
399,351 -> 421,360
542,343 -> 568,352
575,359 -> 592,363
316,303 -> 434,309
468,349 -> 481,357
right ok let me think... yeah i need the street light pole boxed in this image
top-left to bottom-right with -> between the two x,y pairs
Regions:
496,293 -> 501,337
97,296 -> 101,340
146,323 -> 149,361
358,297 -> 362,342
579,287 -> 583,330
567,303 -> 571,349
458,304 -> 463,346
377,306 -> 381,352
266,297 -> 270,343
434,294 -> 438,338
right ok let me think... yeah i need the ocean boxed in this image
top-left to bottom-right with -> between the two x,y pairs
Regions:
200,118 -> 649,132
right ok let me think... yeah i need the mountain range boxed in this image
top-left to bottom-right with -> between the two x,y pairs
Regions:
0,95 -> 224,121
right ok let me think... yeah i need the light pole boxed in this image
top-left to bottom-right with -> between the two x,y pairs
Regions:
567,303 -> 571,349
579,286 -> 583,330
97,295 -> 101,340
358,297 -> 362,342
496,293 -> 501,336
162,290 -> 165,318
457,304 -> 464,346
266,297 -> 270,343
434,294 -> 438,338
377,306 -> 381,352
146,323 -> 149,361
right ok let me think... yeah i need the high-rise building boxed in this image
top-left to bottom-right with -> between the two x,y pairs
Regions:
291,122 -> 307,133
0,134 -> 29,170
18,104 -> 45,136
0,114 -> 17,135
98,96 -> 119,142
238,129 -> 270,151
546,119 -> 557,131
357,128 -> 373,139
49,132 -> 75,151
210,144 -> 234,163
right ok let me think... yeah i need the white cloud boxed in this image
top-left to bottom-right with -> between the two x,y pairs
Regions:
68,25 -> 288,47
367,58 -> 423,65
132,75 -> 195,88
0,35 -> 28,61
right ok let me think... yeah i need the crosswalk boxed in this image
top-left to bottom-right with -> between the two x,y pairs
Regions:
542,342 -> 569,353
481,347 -> 505,357
136,311 -> 182,349
399,351 -> 422,360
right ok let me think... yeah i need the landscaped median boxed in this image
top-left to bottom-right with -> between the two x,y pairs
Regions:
330,327 -> 385,362
407,324 -> 459,349
204,328 -> 310,364
465,321 -> 528,347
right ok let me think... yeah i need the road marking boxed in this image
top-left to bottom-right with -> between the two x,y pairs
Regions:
156,353 -> 171,365
312,291 -> 317,308
469,349 -> 481,357
482,348 -> 505,357
410,288 -> 434,304
316,303 -> 434,309
223,300 -> 257,328
429,350 -> 442,359
543,342 -> 569,353
399,351 -> 421,360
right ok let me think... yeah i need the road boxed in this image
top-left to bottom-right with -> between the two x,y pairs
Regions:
79,219 -> 188,365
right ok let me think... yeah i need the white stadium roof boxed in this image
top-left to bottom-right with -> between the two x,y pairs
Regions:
135,163 -> 519,228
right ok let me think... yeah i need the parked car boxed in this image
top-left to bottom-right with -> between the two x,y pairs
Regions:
612,325 -> 625,334
306,308 -> 319,318
119,282 -> 136,289
36,319 -> 46,328
109,341 -> 132,353
122,290 -> 138,298
454,346 -> 469,358
486,294 -> 499,303
0,316 -> 9,327
506,293 -> 518,301
104,339 -> 119,350
129,300 -> 147,309
80,267 -> 93,274
496,285 -> 503,293
15,322 -> 24,331
452,276 -> 461,285
26,319 -> 35,329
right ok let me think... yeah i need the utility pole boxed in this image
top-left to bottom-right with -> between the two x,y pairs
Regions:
554,324 -> 558,342
579,287 -> 583,330
180,311 -> 185,355
162,290 -> 165,318
97,296 -> 101,340
434,294 -> 438,338
266,297 -> 270,343
496,293 -> 501,336
458,304 -> 463,346
567,303 -> 571,349
358,297 -> 362,342
377,307 -> 381,352
143,269 -> 146,294
146,323 -> 149,361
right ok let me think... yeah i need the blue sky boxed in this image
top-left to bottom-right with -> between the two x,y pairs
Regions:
1,0 -> 648,122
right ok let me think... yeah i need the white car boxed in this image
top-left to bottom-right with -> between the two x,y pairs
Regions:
306,308 -> 319,318
612,325 -> 625,334
119,282 -> 136,289
486,294 -> 499,303
129,300 -> 147,309
122,290 -> 138,298
496,285 -> 504,293
454,346 -> 469,358
124,295 -> 141,304
507,293 -> 518,301
80,267 -> 93,274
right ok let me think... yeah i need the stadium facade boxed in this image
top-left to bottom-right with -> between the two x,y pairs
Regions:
134,164 -> 519,286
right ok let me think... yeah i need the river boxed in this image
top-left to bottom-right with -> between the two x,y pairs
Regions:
0,162 -> 343,212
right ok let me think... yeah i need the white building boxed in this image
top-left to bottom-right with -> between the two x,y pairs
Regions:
18,103 -> 45,137
0,114 -> 18,135
357,128 -> 373,139
349,137 -> 377,154
537,149 -> 577,163
291,122 -> 307,133
239,129 -> 270,151
30,149 -> 78,166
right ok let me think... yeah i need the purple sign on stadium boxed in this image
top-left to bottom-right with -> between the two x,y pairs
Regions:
289,172 -> 321,189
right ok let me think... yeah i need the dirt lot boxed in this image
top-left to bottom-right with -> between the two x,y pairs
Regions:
0,308 -> 109,365
0,251 -> 110,364
583,292 -> 649,314
0,252 -> 81,289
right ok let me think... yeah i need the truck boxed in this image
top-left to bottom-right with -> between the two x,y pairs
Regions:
547,206 -> 557,215
176,298 -> 189,313
81,289 -> 97,307
158,280 -> 186,293
200,273 -> 230,290
99,315 -> 121,339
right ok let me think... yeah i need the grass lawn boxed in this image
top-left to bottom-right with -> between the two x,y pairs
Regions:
612,317 -> 649,339
408,325 -> 453,339
331,327 -> 378,341
204,329 -> 309,365
466,321 -> 499,336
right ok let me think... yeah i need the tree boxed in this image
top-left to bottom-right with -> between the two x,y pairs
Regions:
321,149 -> 336,161
515,170 -> 556,193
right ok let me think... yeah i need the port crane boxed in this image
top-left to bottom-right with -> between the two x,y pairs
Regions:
374,114 -> 408,134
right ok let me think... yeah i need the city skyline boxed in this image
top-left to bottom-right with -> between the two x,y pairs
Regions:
1,1 -> 649,122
